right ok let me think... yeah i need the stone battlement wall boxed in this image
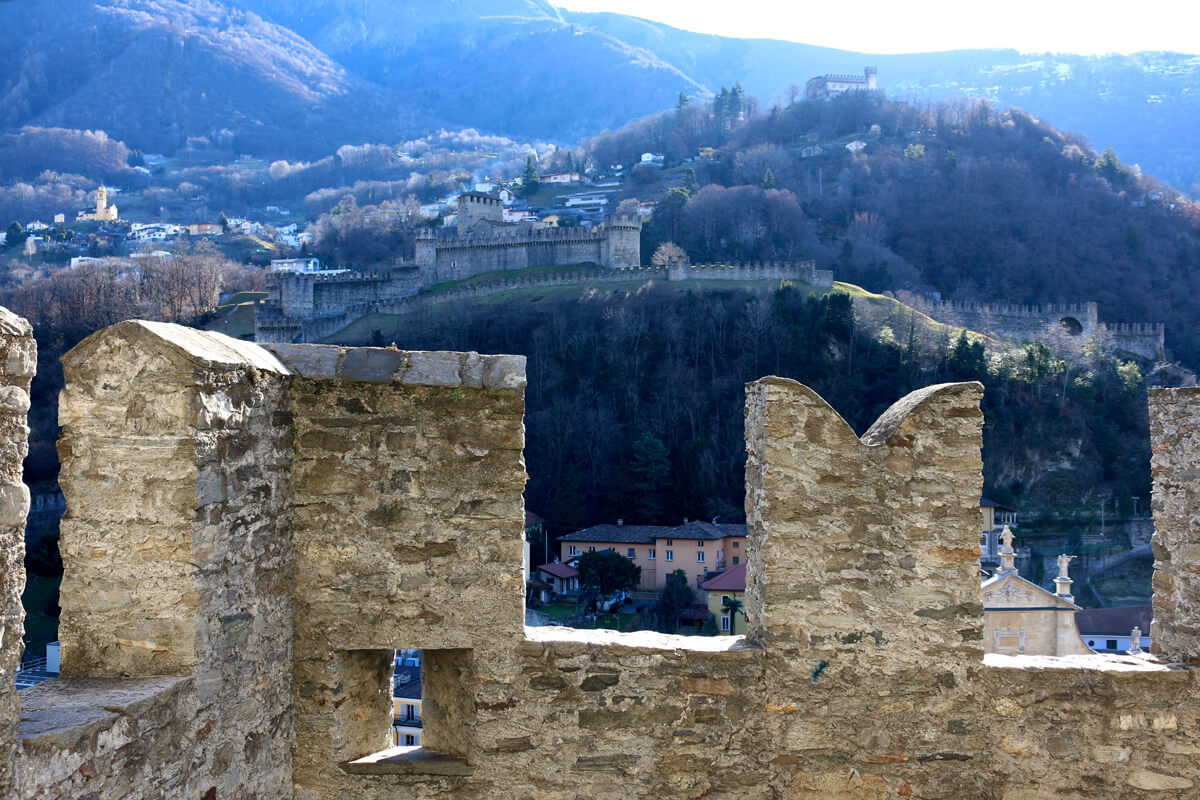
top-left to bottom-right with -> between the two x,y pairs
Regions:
1098,322 -> 1167,361
256,262 -> 834,343
928,299 -> 1167,359
7,309 -> 1200,798
0,308 -> 33,798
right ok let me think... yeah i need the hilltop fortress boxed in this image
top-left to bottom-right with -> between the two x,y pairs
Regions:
6,308 -> 1200,798
255,191 -> 644,342
417,192 -> 643,281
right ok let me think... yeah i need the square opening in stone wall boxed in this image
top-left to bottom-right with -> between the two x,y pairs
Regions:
340,647 -> 475,778
392,649 -> 424,748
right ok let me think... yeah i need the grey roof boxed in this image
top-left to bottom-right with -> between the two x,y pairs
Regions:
560,521 -> 746,544
672,521 -> 746,541
393,664 -> 422,700
559,524 -> 670,544
1075,605 -> 1152,636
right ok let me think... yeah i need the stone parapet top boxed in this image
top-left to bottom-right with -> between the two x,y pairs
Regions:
66,320 -> 290,375
263,343 -> 526,391
983,653 -> 1183,673
18,677 -> 191,745
0,307 -> 31,338
523,625 -> 754,653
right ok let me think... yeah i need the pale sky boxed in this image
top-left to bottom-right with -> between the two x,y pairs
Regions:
552,0 -> 1200,56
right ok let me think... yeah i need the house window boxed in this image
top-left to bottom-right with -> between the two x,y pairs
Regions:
732,556 -> 739,565
722,595 -> 730,605
648,549 -> 655,559
627,548 -> 636,558
666,539 -> 673,546
405,734 -> 417,746
697,551 -> 705,562
1106,639 -> 1118,650
732,541 -> 739,549
588,546 -> 595,552
721,615 -> 731,632
697,540 -> 704,546
666,551 -> 673,562
568,546 -> 578,556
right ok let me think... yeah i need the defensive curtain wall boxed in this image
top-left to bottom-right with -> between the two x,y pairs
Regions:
929,300 -> 1166,361
7,307 -> 1200,797
267,266 -> 423,320
415,216 -> 643,284
255,261 -> 835,343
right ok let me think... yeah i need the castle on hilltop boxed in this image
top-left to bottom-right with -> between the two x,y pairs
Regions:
415,191 -> 642,283
806,67 -> 879,101
253,191 -> 644,343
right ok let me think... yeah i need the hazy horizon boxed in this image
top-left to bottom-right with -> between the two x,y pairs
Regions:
553,0 -> 1200,57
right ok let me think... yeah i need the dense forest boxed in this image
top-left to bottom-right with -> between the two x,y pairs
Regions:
555,93 -> 1200,366
377,284 -> 1150,532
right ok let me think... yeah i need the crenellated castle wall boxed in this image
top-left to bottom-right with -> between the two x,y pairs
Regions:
257,261 -> 834,344
927,300 -> 1166,360
6,309 -> 1200,798
931,300 -> 1100,339
268,267 -> 423,320
416,219 -> 641,284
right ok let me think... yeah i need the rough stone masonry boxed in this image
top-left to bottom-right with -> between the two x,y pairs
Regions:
3,312 -> 1200,798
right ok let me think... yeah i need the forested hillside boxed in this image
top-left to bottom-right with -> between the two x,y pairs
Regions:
370,284 -> 1150,530
0,0 -> 419,158
568,94 -> 1200,365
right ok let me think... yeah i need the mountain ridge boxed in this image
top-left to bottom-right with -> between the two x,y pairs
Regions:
1,0 -> 1198,189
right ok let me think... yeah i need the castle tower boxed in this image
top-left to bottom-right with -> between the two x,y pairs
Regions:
96,186 -> 107,216
865,67 -> 878,90
415,229 -> 438,282
600,214 -> 642,269
457,192 -> 504,235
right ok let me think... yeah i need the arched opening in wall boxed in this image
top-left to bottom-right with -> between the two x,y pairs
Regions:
1059,316 -> 1083,335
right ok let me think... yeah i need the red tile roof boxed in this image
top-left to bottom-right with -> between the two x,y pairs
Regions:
699,563 -> 746,592
538,563 -> 579,580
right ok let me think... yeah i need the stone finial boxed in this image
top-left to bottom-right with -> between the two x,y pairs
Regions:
1129,627 -> 1143,655
1053,554 -> 1075,602
997,525 -> 1016,575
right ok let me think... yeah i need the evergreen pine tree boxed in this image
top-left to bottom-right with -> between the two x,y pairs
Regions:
520,155 -> 540,197
627,432 -> 671,523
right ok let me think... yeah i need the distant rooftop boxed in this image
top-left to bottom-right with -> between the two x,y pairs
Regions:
1075,605 -> 1152,636
538,563 -> 579,580
560,520 -> 745,545
699,563 -> 747,592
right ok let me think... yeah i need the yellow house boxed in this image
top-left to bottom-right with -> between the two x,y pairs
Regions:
699,563 -> 746,634
559,522 -> 672,590
391,650 -> 423,747
559,520 -> 746,591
